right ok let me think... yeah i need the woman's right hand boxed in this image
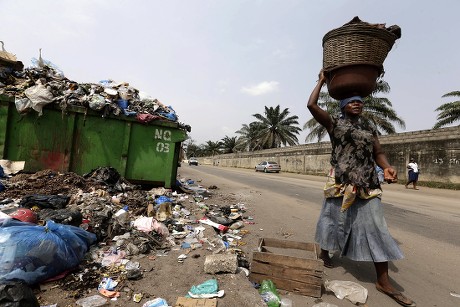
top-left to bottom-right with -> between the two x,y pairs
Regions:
318,70 -> 326,83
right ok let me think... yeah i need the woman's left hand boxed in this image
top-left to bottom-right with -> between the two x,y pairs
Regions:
384,167 -> 398,183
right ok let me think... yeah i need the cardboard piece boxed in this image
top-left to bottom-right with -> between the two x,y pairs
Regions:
175,297 -> 217,307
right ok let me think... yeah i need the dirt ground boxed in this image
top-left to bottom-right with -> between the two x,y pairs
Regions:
0,168 -> 269,307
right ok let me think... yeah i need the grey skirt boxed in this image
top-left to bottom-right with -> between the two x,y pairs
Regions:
315,196 -> 404,262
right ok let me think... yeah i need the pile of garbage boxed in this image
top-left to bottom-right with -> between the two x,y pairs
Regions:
0,45 -> 190,131
0,165 -> 255,306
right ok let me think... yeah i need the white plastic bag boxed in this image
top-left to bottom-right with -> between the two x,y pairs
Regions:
24,83 -> 54,115
324,279 -> 368,304
14,97 -> 32,114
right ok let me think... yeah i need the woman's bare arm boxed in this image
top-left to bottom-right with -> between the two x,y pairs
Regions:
307,71 -> 333,133
374,136 -> 398,183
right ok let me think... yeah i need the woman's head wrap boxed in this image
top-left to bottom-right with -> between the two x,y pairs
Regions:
339,96 -> 363,109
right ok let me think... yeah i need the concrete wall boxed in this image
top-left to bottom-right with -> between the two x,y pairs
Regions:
203,126 -> 460,184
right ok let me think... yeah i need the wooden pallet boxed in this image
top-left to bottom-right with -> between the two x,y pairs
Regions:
249,238 -> 323,298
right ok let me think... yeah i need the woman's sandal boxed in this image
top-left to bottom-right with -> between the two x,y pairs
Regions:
376,283 -> 416,307
319,256 -> 333,268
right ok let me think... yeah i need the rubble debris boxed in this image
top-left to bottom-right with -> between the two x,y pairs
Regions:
204,254 -> 238,274
0,166 -> 257,305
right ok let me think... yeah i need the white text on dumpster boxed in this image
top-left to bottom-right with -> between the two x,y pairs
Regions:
155,129 -> 172,153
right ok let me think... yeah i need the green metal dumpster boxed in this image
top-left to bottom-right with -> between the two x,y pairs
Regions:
0,95 -> 187,188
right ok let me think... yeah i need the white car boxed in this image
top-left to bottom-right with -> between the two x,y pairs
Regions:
255,161 -> 281,173
188,157 -> 199,166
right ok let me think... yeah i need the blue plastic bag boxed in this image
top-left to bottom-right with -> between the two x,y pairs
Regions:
158,106 -> 177,121
155,196 -> 172,205
0,219 -> 97,284
117,99 -> 137,116
188,279 -> 218,295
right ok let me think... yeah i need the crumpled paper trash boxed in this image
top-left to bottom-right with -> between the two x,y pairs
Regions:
324,280 -> 368,304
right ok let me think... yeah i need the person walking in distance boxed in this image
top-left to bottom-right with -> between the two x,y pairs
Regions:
306,71 -> 416,307
405,158 -> 419,190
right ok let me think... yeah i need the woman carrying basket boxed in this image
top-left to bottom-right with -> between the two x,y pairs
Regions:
306,71 -> 416,307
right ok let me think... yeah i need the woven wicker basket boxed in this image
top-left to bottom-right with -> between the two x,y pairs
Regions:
322,23 -> 398,71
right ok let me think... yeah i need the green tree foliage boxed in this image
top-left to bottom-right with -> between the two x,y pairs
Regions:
433,91 -> 460,129
184,139 -> 202,157
220,136 -> 238,154
304,80 -> 406,142
252,105 -> 302,148
202,140 -> 222,156
235,122 -> 265,152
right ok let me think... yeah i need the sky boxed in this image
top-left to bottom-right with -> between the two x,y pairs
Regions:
2,0 -> 459,145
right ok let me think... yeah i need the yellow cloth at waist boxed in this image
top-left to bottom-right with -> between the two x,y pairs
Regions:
323,168 -> 382,212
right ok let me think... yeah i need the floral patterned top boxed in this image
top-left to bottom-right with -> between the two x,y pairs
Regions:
329,116 -> 380,189
323,116 -> 383,211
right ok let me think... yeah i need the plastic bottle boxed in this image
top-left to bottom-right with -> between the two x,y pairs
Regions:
259,280 -> 280,307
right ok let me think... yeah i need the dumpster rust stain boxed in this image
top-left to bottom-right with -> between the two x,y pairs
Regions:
39,151 -> 69,171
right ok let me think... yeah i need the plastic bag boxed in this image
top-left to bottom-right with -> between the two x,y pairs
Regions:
133,217 -> 169,237
38,208 -> 83,226
259,279 -> 281,307
89,94 -> 107,110
117,99 -> 137,116
142,298 -> 169,307
158,105 -> 177,121
0,219 -> 97,284
324,280 -> 368,304
75,295 -> 107,307
155,195 -> 172,205
19,194 -> 70,210
30,55 -> 65,78
0,281 -> 40,307
188,279 -> 224,298
14,97 -> 33,114
24,82 -> 54,116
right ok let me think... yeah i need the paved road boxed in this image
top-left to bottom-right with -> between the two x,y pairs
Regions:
179,164 -> 460,307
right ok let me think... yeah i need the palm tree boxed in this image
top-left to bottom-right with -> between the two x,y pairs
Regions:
303,91 -> 337,142
220,136 -> 238,154
304,80 -> 406,142
235,122 -> 264,151
184,138 -> 201,157
202,140 -> 222,156
252,105 -> 302,149
433,91 -> 460,129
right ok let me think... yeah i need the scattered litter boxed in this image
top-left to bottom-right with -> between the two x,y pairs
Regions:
75,295 -> 107,307
0,281 -> 40,306
188,279 -> 225,299
0,165 -> 256,304
178,253 -> 188,263
142,298 -> 169,307
133,293 -> 143,302
451,291 -> 460,298
258,279 -> 281,307
324,279 -> 368,304
176,297 -> 217,307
